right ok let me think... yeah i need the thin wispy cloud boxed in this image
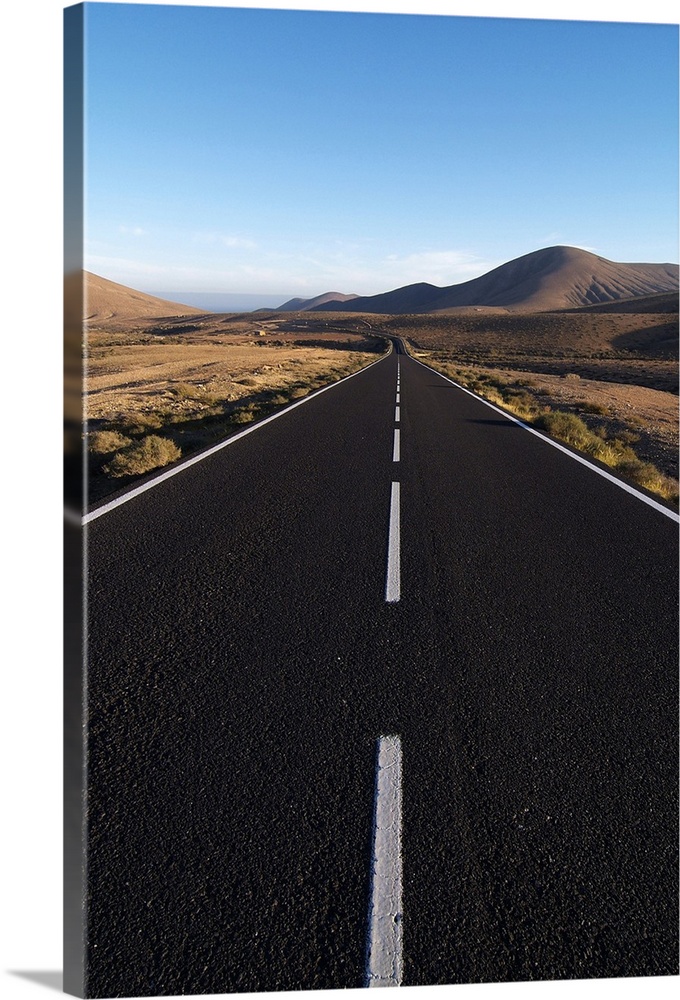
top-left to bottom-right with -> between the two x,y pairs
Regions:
85,255 -> 170,280
85,254 -> 293,294
191,231 -> 257,250
256,246 -> 500,296
83,7 -> 678,297
379,250 -> 495,287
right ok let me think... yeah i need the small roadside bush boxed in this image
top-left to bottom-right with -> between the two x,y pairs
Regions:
426,355 -> 677,507
103,435 -> 181,477
535,409 -> 676,503
536,411 -> 594,450
171,381 -> 199,399
123,411 -> 164,434
578,401 -> 610,416
230,406 -> 258,424
88,430 -> 132,454
505,389 -> 535,410
616,459 -> 677,500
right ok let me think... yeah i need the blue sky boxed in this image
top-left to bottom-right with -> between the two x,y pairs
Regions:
82,1 -> 679,305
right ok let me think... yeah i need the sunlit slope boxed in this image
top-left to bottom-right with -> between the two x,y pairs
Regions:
84,272 -> 206,323
313,246 -> 679,314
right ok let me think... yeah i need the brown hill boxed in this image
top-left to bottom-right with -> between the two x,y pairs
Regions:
313,246 -> 679,314
276,291 -> 359,311
84,272 -> 206,323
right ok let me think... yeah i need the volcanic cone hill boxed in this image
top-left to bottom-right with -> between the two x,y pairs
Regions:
276,292 -> 360,311
311,246 -> 679,314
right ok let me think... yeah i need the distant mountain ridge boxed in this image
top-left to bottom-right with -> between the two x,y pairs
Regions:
305,246 -> 679,314
276,291 -> 360,311
82,245 -> 680,324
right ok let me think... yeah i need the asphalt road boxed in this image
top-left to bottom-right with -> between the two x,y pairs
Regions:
80,342 -> 678,996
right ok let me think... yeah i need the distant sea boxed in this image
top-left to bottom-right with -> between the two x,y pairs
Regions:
151,291 -> 287,313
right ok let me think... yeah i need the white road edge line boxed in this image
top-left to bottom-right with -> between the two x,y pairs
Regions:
385,482 -> 401,603
365,734 -> 403,988
410,356 -> 680,524
392,429 -> 400,463
81,348 -> 391,525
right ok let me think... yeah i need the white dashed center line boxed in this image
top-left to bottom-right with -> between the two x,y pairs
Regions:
394,406 -> 400,423
365,735 -> 403,988
385,482 -> 400,603
392,429 -> 400,463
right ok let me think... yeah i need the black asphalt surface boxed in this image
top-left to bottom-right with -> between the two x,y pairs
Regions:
82,342 -> 678,996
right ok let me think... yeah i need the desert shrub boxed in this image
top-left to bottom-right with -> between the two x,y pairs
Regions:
230,407 -> 258,424
616,458 -> 659,488
536,411 -> 594,450
103,435 -> 181,477
171,381 -> 198,399
482,387 -> 505,407
578,401 -> 610,415
534,411 -> 676,501
616,459 -> 678,501
505,389 -> 534,410
123,411 -> 164,434
538,411 -> 626,466
606,438 -> 638,461
88,430 -> 132,454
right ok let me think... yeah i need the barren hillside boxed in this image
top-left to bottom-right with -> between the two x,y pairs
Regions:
84,272 -> 206,323
313,247 -> 679,314
276,292 -> 360,311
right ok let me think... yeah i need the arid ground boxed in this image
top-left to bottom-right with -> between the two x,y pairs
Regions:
84,312 -> 384,504
376,303 -> 678,501
82,283 -> 678,507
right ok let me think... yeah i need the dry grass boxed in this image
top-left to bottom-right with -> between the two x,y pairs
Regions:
82,299 -> 678,507
388,309 -> 678,372
103,435 -> 182,477
425,356 -> 678,506
88,429 -> 132,454
84,321 -> 384,502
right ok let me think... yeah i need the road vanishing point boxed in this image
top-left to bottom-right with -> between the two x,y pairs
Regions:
73,338 -> 679,995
